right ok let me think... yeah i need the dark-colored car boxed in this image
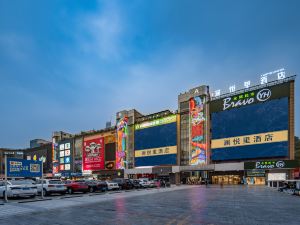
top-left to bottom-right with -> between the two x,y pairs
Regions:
130,179 -> 143,189
84,180 -> 108,192
64,180 -> 89,194
112,178 -> 134,190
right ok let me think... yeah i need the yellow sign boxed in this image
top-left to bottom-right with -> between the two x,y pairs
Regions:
135,146 -> 177,157
135,115 -> 176,130
211,130 -> 288,149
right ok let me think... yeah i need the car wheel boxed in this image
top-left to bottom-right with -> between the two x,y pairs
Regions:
43,189 -> 48,196
30,195 -> 36,198
2,191 -> 5,199
68,188 -> 73,194
61,192 -> 66,195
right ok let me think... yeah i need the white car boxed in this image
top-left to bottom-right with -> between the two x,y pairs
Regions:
36,179 -> 67,196
105,181 -> 119,190
138,179 -> 150,188
0,180 -> 37,198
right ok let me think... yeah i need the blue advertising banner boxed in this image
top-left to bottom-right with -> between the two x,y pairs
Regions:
7,158 -> 42,177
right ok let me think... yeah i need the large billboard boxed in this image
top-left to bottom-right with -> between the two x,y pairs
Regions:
83,136 -> 105,171
211,82 -> 290,161
189,96 -> 207,165
58,140 -> 73,173
134,115 -> 177,167
7,158 -> 42,177
116,117 -> 128,169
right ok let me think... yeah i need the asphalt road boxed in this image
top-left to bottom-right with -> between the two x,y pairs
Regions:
0,185 -> 300,225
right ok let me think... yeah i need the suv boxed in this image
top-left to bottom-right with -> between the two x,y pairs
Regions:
36,179 -> 67,196
138,179 -> 150,188
112,178 -> 134,190
64,180 -> 89,194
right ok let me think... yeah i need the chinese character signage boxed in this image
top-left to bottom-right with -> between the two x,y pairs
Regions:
134,115 -> 177,167
83,136 -> 105,171
211,81 -> 291,161
211,131 -> 288,149
7,158 -> 42,177
210,82 -> 290,113
116,116 -> 128,169
189,96 -> 207,165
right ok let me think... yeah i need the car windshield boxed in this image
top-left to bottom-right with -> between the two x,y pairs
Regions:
10,180 -> 34,185
49,180 -> 63,184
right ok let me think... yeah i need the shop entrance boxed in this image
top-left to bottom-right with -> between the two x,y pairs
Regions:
246,177 -> 265,185
212,175 -> 241,185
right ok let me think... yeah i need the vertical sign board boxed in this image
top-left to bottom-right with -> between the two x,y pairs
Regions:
83,136 -> 105,171
189,96 -> 207,165
58,140 -> 73,175
116,117 -> 128,169
7,158 -> 42,177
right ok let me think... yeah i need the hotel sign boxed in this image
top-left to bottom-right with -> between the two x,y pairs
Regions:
210,82 -> 290,113
244,160 -> 300,170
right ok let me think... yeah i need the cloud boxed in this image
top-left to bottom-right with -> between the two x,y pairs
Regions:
76,2 -> 124,61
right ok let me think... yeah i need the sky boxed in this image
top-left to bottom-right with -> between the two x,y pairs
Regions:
0,0 -> 299,148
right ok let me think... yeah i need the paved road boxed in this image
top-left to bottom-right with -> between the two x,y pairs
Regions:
0,185 -> 299,225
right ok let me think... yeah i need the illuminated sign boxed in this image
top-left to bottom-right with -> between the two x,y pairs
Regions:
223,88 -> 271,111
116,116 -> 128,169
189,96 -> 207,165
211,82 -> 290,113
211,68 -> 287,97
135,115 -> 176,130
244,160 -> 300,170
135,146 -> 177,158
83,136 -> 105,171
58,140 -> 72,171
211,130 -> 288,149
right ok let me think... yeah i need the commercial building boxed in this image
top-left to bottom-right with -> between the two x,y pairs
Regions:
209,76 -> 296,185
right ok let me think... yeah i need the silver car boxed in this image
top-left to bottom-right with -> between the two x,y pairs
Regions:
0,180 -> 37,198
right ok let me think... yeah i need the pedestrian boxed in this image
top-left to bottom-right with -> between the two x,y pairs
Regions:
220,178 -> 224,188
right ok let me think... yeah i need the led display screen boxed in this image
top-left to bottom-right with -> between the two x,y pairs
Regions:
135,117 -> 177,167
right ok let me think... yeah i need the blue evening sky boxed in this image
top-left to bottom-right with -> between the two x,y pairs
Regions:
0,0 -> 299,148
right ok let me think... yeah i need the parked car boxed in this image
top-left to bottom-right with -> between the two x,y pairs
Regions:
64,180 -> 89,194
148,180 -> 158,188
112,178 -> 134,190
84,180 -> 108,192
36,179 -> 67,196
130,179 -> 143,189
0,180 -> 37,198
105,181 -> 119,190
138,179 -> 150,188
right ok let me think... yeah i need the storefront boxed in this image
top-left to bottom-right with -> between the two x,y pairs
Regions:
244,160 -> 300,186
211,171 -> 243,185
246,169 -> 266,185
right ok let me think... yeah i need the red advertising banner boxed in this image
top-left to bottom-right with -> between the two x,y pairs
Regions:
83,136 -> 104,171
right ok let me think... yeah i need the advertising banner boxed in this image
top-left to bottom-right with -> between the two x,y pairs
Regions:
116,117 -> 128,169
7,158 -> 42,177
83,136 -> 105,171
189,96 -> 207,165
134,116 -> 177,167
210,82 -> 290,113
58,140 -> 73,173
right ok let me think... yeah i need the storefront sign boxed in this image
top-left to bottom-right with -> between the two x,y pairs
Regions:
116,116 -> 128,169
245,160 -> 300,170
135,146 -> 177,158
211,130 -> 288,149
135,115 -> 176,130
7,158 -> 42,177
210,82 -> 290,113
83,136 -> 105,171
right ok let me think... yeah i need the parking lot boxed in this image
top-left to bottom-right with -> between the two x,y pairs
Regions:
0,185 -> 300,225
